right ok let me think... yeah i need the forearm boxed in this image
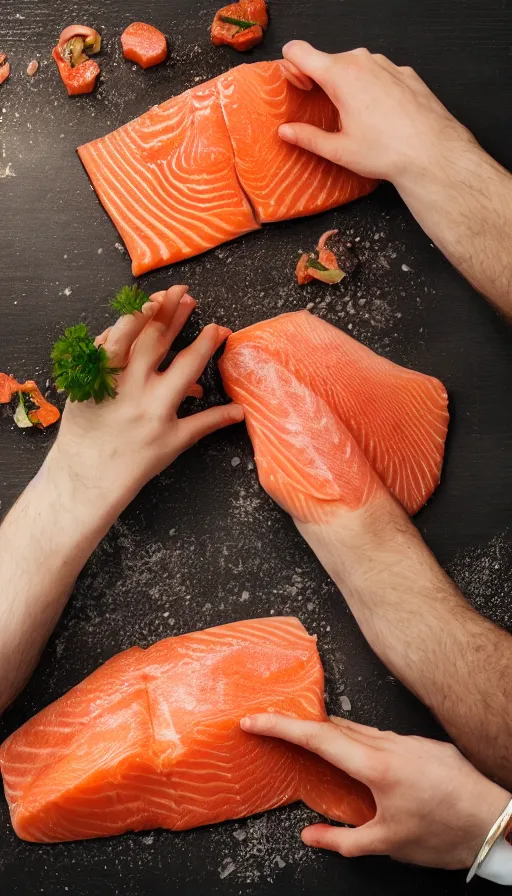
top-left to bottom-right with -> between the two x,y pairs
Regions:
297,497 -> 512,788
0,445 -> 120,714
395,138 -> 512,316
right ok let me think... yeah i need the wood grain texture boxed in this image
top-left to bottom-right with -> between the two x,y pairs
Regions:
0,0 -> 511,894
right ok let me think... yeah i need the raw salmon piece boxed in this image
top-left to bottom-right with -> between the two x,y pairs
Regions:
121,22 -> 168,69
0,618 -> 374,842
218,61 -> 376,222
78,79 -> 259,276
220,311 -> 449,520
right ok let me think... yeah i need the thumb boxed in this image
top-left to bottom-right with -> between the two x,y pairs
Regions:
302,822 -> 385,858
278,122 -> 342,165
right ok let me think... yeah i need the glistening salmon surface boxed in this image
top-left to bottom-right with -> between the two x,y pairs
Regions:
78,61 -> 376,275
0,617 -> 374,843
220,311 -> 449,521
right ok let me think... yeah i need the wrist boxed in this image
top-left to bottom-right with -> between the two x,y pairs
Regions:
41,442 -> 125,536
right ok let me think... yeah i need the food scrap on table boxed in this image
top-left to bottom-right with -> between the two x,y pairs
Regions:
296,229 -> 358,285
26,60 -> 39,77
52,25 -> 101,96
211,0 -> 268,51
0,373 -> 60,429
121,22 -> 168,69
0,53 -> 10,85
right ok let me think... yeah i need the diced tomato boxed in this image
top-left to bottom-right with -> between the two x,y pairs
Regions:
121,22 -> 168,69
52,45 -> 99,96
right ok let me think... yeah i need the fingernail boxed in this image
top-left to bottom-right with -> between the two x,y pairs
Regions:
180,294 -> 196,306
232,404 -> 245,421
278,124 -> 295,141
240,716 -> 254,730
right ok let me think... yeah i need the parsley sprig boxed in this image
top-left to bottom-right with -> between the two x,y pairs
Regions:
52,323 -> 121,403
110,284 -> 149,316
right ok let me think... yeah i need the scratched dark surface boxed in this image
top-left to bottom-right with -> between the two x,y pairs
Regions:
0,0 -> 511,893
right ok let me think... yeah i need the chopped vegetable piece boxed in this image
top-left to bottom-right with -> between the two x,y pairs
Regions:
111,284 -> 149,316
280,59 -> 314,91
121,22 -> 168,69
27,59 -> 39,77
211,0 -> 268,51
295,230 -> 352,286
0,53 -> 10,86
52,46 -> 99,95
52,323 -> 121,403
14,394 -> 33,429
0,373 -> 60,428
58,25 -> 101,54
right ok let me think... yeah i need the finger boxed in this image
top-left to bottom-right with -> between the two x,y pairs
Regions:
95,326 -> 112,347
153,294 -> 197,369
174,403 -> 244,454
99,300 -> 160,367
162,323 -> 232,406
278,122 -> 342,164
240,714 -> 373,781
280,59 -> 314,91
128,285 -> 189,377
186,383 -> 204,399
302,822 -> 385,858
282,40 -> 332,85
330,716 -> 387,740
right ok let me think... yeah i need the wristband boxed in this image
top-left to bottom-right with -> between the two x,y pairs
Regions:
467,798 -> 512,885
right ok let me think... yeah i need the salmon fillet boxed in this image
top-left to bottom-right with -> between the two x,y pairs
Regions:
0,617 -> 374,842
220,311 -> 449,521
78,62 -> 376,275
78,79 -> 259,276
218,62 -> 375,222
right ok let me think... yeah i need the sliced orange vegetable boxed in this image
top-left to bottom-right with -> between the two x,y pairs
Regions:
0,373 -> 60,428
52,45 -> 99,95
296,230 -> 347,286
280,59 -> 314,91
0,53 -> 10,85
121,22 -> 168,69
211,0 -> 268,51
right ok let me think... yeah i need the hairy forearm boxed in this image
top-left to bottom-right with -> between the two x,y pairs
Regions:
297,498 -> 512,788
0,445 -> 120,714
396,137 -> 512,317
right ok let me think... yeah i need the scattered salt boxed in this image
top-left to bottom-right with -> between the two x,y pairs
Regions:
274,856 -> 286,869
241,590 -> 249,601
231,456 -> 241,467
141,834 -> 154,845
97,248 -> 103,254
233,829 -> 247,841
27,60 -> 39,77
219,858 -> 236,879
340,695 -> 352,712
401,263 -> 412,272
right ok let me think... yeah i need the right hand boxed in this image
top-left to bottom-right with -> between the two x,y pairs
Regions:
279,41 -> 476,185
241,713 -> 511,870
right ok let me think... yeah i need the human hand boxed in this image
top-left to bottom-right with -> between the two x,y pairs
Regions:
279,41 -> 476,185
240,713 -> 510,869
47,285 -> 243,516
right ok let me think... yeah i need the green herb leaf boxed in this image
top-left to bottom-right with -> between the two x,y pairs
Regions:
306,258 -> 329,272
111,284 -> 149,316
219,14 -> 258,29
14,392 -> 33,428
51,323 -> 122,403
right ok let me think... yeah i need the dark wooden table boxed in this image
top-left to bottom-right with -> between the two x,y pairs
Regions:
0,1 -> 511,893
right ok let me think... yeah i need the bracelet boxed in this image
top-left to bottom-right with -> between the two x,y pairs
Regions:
467,798 -> 512,884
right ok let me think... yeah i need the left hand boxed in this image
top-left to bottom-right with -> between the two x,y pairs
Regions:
47,285 -> 243,516
240,713 -> 511,869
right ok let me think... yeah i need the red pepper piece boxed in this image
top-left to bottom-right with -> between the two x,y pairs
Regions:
211,0 -> 268,51
0,373 -> 60,428
52,45 -> 99,96
121,22 -> 168,69
0,53 -> 10,85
